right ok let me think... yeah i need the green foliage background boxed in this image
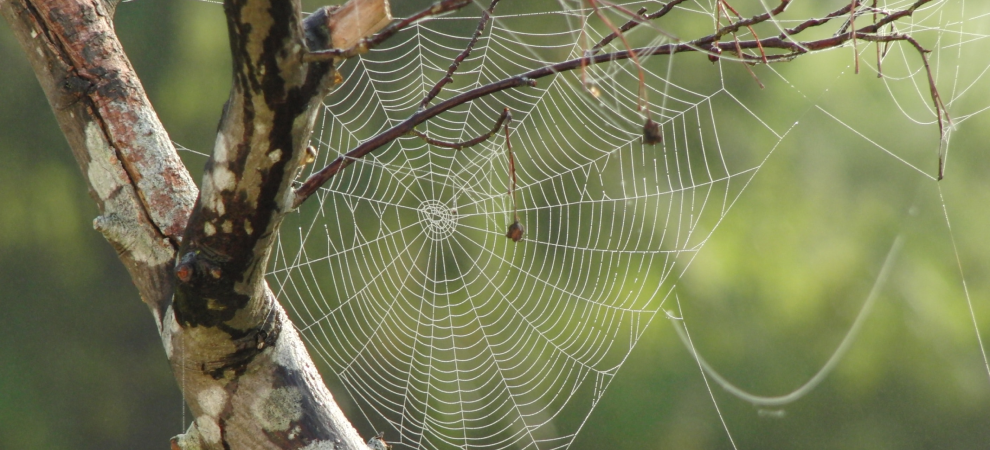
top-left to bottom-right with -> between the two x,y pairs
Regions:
1,1 -> 988,448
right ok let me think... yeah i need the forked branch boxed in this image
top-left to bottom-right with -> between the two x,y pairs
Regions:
293,0 -> 945,207
1,0 -> 949,447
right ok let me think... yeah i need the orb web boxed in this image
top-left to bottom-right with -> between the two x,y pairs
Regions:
249,1 -> 990,449
418,200 -> 458,242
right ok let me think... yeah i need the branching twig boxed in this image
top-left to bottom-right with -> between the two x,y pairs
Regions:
589,0 -> 689,54
719,0 -> 768,64
717,0 -> 764,87
292,0 -> 944,207
858,32 -> 950,179
588,0 -> 649,113
420,0 -> 500,109
409,107 -> 510,150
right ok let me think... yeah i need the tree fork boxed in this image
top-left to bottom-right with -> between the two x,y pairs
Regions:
1,0 -> 390,448
2,0 -> 944,447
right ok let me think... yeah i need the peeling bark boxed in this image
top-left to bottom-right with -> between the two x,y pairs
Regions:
1,0 -> 388,448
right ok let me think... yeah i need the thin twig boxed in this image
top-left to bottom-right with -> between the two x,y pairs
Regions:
782,2 -> 854,37
858,32 -> 950,179
292,0 -> 942,207
719,0 -> 768,63
874,0 -> 882,77
718,1 -> 763,87
421,0 -> 501,109
588,0 -> 649,113
502,108 -> 524,242
590,0 -> 690,54
849,0 -> 860,73
409,108 -> 510,150
505,108 -> 517,220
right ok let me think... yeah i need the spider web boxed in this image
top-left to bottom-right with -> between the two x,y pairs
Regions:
237,1 -> 990,449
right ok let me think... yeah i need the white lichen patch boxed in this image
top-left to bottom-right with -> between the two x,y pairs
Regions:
268,149 -> 283,163
244,219 -> 254,235
196,416 -> 221,444
85,122 -> 122,201
252,386 -> 303,432
301,440 -> 337,450
197,386 -> 228,418
85,122 -> 173,266
171,430 -> 205,450
272,325 -> 302,372
222,220 -> 233,234
215,197 -> 226,216
368,435 -> 390,450
84,122 -> 175,266
200,183 -> 226,217
213,134 -> 229,163
160,305 -> 177,359
212,165 -> 237,193
152,307 -> 162,332
204,222 -> 216,236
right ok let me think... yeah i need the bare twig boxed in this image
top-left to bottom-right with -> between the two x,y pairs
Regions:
293,0 -> 943,207
858,32 -> 950,179
590,0 -> 689,54
718,0 -> 764,87
588,0 -> 649,113
421,0 -> 501,109
850,0 -> 861,73
719,0 -> 768,63
873,0 -> 882,77
502,108 -> 523,242
409,107 -> 510,150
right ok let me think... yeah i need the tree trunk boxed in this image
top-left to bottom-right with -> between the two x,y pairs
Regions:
0,0 -> 387,447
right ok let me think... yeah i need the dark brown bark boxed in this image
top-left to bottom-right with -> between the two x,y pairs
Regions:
165,1 -> 369,447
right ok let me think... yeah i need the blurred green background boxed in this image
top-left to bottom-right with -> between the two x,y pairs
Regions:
1,0 -> 989,449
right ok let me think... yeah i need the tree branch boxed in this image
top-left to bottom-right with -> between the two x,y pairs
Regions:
2,0 -> 389,448
168,0 -> 391,448
292,0 -> 942,206
1,0 -> 194,313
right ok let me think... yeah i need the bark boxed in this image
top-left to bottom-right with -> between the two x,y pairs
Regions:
0,0 -> 389,448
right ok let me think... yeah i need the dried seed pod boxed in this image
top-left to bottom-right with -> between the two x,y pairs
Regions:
643,118 -> 663,145
505,220 -> 524,242
709,45 -> 722,63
